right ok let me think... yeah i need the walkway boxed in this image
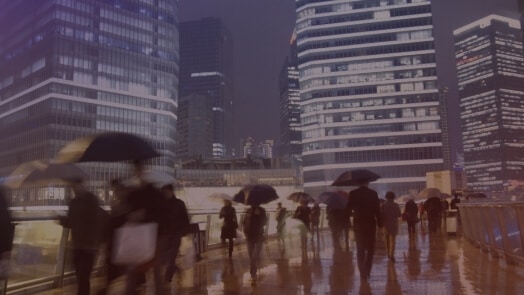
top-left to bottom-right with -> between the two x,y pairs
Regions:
30,225 -> 524,295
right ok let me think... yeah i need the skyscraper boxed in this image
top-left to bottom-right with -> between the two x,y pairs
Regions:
454,14 -> 524,196
279,31 -> 302,159
177,18 -> 234,161
295,0 -> 446,196
0,0 -> 179,200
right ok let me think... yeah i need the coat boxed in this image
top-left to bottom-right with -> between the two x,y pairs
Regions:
243,206 -> 267,241
347,186 -> 383,233
404,200 -> 419,223
382,200 -> 401,235
220,205 -> 238,239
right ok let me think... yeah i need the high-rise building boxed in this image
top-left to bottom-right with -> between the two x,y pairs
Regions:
240,137 -> 274,159
177,18 -> 234,161
279,31 -> 302,160
0,0 -> 179,200
295,0 -> 446,196
454,14 -> 524,196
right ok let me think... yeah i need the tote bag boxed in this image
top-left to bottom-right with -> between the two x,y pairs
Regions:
112,222 -> 158,265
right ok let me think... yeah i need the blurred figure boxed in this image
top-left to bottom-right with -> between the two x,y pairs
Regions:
310,202 -> 321,239
163,184 -> 190,283
404,197 -> 419,237
219,199 -> 238,259
0,186 -> 15,292
381,192 -> 401,262
124,161 -> 170,295
450,194 -> 461,210
293,200 -> 311,249
327,206 -> 346,250
243,203 -> 267,284
424,195 -> 443,234
347,181 -> 382,282
275,202 -> 287,246
59,180 -> 108,295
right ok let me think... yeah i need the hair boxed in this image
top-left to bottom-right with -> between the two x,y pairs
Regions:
385,191 -> 396,200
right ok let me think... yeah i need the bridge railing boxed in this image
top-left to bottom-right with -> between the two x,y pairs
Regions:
3,207 -> 328,295
458,202 -> 524,263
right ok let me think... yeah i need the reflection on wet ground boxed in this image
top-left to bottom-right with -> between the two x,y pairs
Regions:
35,226 -> 524,295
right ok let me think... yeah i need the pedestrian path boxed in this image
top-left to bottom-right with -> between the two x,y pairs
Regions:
31,226 -> 524,295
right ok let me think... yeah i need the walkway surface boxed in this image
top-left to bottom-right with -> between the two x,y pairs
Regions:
31,224 -> 524,295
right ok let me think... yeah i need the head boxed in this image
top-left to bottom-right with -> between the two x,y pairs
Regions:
300,199 -> 308,206
385,191 -> 396,200
223,199 -> 232,207
161,184 -> 175,199
277,202 -> 282,208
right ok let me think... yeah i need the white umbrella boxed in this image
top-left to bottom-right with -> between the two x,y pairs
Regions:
208,192 -> 233,202
123,170 -> 174,188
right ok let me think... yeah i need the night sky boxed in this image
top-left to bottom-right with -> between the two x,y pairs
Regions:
180,0 -> 518,159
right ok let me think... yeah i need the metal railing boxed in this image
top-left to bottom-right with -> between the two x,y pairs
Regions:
3,207 -> 328,295
458,202 -> 524,263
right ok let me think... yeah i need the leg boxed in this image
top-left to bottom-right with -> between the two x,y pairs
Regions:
73,249 -> 94,295
246,240 -> 256,278
165,233 -> 183,282
227,238 -> 234,258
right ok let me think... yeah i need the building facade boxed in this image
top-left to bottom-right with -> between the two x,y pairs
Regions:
454,15 -> 524,196
177,18 -> 234,161
279,32 -> 302,159
295,0 -> 446,196
0,0 -> 179,201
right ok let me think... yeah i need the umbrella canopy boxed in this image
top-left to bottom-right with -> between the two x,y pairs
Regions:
419,188 -> 441,199
5,161 -> 87,188
317,191 -> 349,209
331,169 -> 380,186
123,170 -> 174,188
287,192 -> 314,203
208,192 -> 233,202
54,132 -> 160,163
233,184 -> 279,206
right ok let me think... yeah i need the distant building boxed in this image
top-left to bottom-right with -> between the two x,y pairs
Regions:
240,137 -> 274,159
177,18 -> 234,161
295,0 -> 446,196
279,31 -> 302,159
454,15 -> 524,195
0,0 -> 179,202
426,170 -> 466,195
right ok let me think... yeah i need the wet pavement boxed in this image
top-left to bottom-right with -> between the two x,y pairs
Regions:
33,224 -> 524,295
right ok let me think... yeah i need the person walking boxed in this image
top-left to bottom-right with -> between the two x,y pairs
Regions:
293,200 -> 311,249
59,180 -> 108,295
424,195 -> 443,234
243,203 -> 267,284
381,192 -> 401,262
327,206 -> 345,249
163,184 -> 190,283
450,194 -> 461,210
275,202 -> 287,246
347,181 -> 382,282
404,197 -> 419,237
310,202 -> 321,240
219,199 -> 238,259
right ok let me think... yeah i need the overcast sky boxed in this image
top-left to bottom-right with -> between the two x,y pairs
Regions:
179,0 -> 519,159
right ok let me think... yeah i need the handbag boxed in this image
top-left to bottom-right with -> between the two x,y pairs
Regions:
112,222 -> 158,265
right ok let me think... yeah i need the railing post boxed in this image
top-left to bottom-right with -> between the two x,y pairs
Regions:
54,227 -> 70,288
515,205 -> 524,256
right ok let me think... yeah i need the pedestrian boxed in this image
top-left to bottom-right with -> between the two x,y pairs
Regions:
310,202 -> 321,239
424,194 -> 443,234
0,186 -> 15,294
347,181 -> 382,282
293,199 -> 311,249
275,202 -> 287,245
163,184 -> 190,283
450,194 -> 461,210
404,197 -> 419,236
327,206 -> 345,249
381,192 -> 401,261
123,161 -> 170,295
58,180 -> 108,295
243,203 -> 267,284
219,199 -> 238,259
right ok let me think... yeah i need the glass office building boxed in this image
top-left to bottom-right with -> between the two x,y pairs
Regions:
0,0 -> 179,202
454,15 -> 524,196
177,18 -> 234,161
295,0 -> 446,196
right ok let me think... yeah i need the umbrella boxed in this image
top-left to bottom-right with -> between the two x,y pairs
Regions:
123,170 -> 174,188
208,192 -> 233,202
287,192 -> 314,203
54,132 -> 160,163
5,161 -> 87,188
331,169 -> 380,186
419,188 -> 441,199
317,191 -> 349,209
233,184 -> 279,206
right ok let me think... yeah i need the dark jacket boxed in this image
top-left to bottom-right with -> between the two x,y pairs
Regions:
126,184 -> 170,236
293,205 -> 311,228
219,205 -> 238,239
166,197 -> 190,235
243,206 -> 267,241
347,186 -> 383,232
0,188 -> 14,253
424,197 -> 443,217
404,199 -> 419,223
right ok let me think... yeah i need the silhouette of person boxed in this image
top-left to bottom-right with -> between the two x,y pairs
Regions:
219,199 -> 238,259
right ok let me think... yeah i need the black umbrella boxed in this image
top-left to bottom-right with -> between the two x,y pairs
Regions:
233,184 -> 279,206
331,169 -> 380,186
317,191 -> 349,209
287,192 -> 314,203
54,132 -> 160,163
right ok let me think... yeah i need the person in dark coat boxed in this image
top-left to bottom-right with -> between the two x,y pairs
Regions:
243,203 -> 267,284
59,181 -> 108,295
450,194 -> 461,210
310,202 -> 321,239
327,206 -> 346,249
424,195 -> 443,234
0,186 -> 14,285
381,192 -> 401,261
404,198 -> 419,236
163,184 -> 190,282
275,202 -> 287,245
347,181 -> 382,282
219,199 -> 238,259
293,200 -> 311,249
